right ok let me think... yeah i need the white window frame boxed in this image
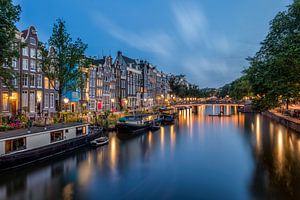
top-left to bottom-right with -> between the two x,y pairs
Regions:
50,93 -> 54,108
22,47 -> 28,56
30,60 -> 36,71
22,59 -> 28,70
37,74 -> 42,88
44,93 -> 49,108
22,74 -> 28,87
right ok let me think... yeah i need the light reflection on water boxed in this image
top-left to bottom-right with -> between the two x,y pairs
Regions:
0,105 -> 300,199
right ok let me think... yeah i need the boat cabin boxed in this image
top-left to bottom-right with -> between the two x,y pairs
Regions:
0,123 -> 89,157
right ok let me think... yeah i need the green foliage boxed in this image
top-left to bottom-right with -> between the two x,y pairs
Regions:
0,0 -> 21,89
228,76 -> 252,100
244,0 -> 300,111
39,19 -> 88,111
169,74 -> 203,98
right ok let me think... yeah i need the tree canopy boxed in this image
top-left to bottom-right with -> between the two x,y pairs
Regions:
0,0 -> 21,89
39,19 -> 88,112
245,0 -> 300,111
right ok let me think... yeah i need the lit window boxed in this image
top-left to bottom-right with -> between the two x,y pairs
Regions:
50,131 -> 64,143
5,138 -> 26,154
76,126 -> 86,136
2,93 -> 9,111
44,77 -> 49,89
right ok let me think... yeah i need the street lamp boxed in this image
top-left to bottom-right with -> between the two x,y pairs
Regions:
63,98 -> 69,111
111,98 -> 115,112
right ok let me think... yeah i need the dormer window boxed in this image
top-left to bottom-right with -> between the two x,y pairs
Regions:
29,37 -> 36,45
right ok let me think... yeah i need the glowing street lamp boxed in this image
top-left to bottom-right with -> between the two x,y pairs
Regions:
111,98 -> 115,112
63,98 -> 69,112
63,97 -> 69,104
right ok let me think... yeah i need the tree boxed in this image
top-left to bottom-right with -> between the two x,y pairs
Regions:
245,0 -> 300,111
39,19 -> 88,112
0,0 -> 21,89
229,76 -> 252,100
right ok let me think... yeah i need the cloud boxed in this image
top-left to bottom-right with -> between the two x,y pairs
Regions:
171,2 -> 207,46
92,13 -> 174,58
90,1 -> 242,88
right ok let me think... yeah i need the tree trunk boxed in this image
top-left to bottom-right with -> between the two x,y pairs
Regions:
286,99 -> 289,110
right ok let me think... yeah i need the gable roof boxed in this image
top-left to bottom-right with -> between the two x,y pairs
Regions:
122,55 -> 137,65
92,59 -> 105,65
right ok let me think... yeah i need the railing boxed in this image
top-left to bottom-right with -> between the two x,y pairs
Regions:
169,100 -> 246,107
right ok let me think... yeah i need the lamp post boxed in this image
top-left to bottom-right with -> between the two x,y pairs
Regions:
124,99 -> 128,110
63,98 -> 69,123
111,98 -> 115,112
63,98 -> 69,111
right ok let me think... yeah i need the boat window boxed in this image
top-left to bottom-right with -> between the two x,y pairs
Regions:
50,131 -> 64,143
5,137 -> 26,154
76,126 -> 86,136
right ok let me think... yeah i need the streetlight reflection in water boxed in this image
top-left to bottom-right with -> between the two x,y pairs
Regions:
0,105 -> 300,199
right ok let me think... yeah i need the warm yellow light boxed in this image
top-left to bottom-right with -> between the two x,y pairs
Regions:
64,98 -> 69,104
111,98 -> 115,103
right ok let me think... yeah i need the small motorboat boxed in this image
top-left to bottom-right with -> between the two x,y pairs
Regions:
90,136 -> 109,147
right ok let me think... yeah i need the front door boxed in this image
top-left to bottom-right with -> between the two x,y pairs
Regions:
11,100 -> 17,116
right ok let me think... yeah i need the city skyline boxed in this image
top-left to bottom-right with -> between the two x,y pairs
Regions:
14,0 -> 292,88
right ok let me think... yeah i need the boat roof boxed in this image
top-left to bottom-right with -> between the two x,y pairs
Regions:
0,122 -> 88,140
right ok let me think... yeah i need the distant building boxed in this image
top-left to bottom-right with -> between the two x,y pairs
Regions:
114,51 -> 142,109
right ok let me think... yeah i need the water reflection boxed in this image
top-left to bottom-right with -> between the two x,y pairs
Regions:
0,105 -> 300,199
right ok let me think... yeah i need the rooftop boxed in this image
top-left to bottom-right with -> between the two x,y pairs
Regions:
0,122 -> 88,140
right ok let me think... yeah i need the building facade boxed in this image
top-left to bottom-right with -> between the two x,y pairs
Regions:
0,26 -> 58,120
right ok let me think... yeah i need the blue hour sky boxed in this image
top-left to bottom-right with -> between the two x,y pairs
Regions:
14,0 -> 292,88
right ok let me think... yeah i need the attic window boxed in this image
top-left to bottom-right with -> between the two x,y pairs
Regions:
29,37 -> 36,45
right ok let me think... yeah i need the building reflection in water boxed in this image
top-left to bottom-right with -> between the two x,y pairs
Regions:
1,105 -> 300,199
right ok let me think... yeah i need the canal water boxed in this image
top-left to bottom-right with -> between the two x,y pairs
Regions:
1,105 -> 300,200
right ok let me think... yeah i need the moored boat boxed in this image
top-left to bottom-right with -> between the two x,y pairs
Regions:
159,107 -> 178,124
0,122 -> 101,172
90,136 -> 109,147
116,115 -> 152,135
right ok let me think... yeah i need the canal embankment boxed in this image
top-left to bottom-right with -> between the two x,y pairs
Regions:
262,110 -> 300,133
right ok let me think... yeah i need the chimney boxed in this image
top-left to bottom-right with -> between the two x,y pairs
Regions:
117,51 -> 122,57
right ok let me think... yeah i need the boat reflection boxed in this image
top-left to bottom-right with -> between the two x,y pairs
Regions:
0,105 -> 300,199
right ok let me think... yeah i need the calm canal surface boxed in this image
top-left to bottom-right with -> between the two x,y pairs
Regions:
1,105 -> 300,200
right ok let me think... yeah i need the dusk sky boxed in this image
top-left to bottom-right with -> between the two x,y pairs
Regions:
14,0 -> 292,88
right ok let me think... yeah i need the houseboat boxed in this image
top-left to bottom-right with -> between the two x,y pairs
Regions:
116,114 -> 154,135
159,107 -> 178,125
0,123 -> 101,171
